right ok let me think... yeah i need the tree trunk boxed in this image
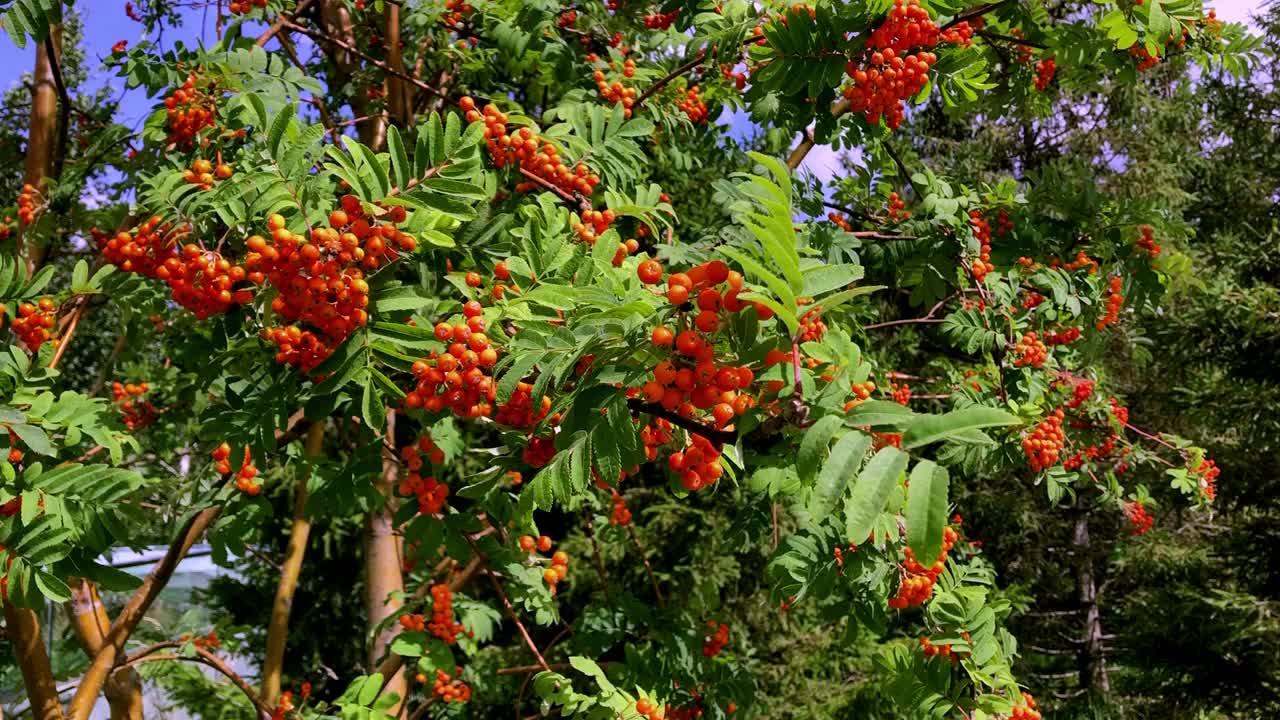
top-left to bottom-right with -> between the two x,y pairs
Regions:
66,579 -> 145,720
3,600 -> 65,720
19,25 -> 61,274
365,409 -> 406,714
319,0 -> 385,149
384,3 -> 413,129
1073,513 -> 1110,693
260,420 -> 326,704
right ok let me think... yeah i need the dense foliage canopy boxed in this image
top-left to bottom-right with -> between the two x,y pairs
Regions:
0,0 -> 1272,719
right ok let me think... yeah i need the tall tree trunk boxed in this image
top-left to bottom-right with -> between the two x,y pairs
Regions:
384,3 -> 413,129
261,420 -> 326,704
5,30 -> 70,720
3,601 -> 65,720
19,26 -> 61,274
319,0 -> 385,149
67,579 -> 144,720
365,409 -> 406,714
1073,513 -> 1110,693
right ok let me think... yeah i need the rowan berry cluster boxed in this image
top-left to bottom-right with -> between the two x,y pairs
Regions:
404,308 -> 501,419
249,203 -> 411,370
888,525 -> 959,608
1044,326 -> 1081,345
676,86 -> 710,123
720,62 -> 748,90
873,431 -> 903,449
99,217 -> 251,319
397,439 -> 450,515
1096,276 -> 1123,330
842,0 -> 970,129
919,636 -> 962,662
163,74 -> 218,149
557,10 -> 577,27
609,489 -> 632,525
442,0 -> 474,28
1136,224 -> 1162,258
522,435 -> 557,468
1009,28 -> 1035,64
1066,378 -> 1094,409
890,382 -> 911,405
1010,693 -> 1042,720
844,379 -> 876,411
1124,501 -> 1154,535
465,98 -> 601,198
1109,397 -> 1129,426
1054,250 -> 1098,274
644,9 -> 679,29
182,158 -> 232,191
668,434 -> 726,491
1021,292 -> 1045,311
17,183 -> 40,225
227,0 -> 266,14
1022,407 -> 1066,472
1130,44 -> 1160,72
797,302 -> 828,343
426,583 -> 466,644
827,211 -> 853,232
594,59 -> 638,118
1011,331 -> 1048,368
640,419 -> 673,461
519,535 -> 569,592
571,207 -> 617,246
112,381 -> 157,430
1193,457 -> 1219,501
1033,57 -> 1057,91
886,191 -> 910,220
635,697 -> 664,720
12,298 -> 56,351
702,621 -> 730,657
213,442 -> 260,495
968,210 -> 994,282
432,669 -> 471,703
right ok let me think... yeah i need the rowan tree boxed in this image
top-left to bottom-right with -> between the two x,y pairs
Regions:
0,0 -> 1261,719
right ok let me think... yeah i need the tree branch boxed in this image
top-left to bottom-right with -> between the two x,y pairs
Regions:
635,49 -> 706,108
44,35 -> 70,182
625,398 -> 736,446
66,508 -> 219,720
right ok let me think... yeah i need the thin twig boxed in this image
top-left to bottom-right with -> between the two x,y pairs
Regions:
625,525 -> 664,608
582,511 -> 611,602
464,535 -> 551,671
281,19 -> 447,99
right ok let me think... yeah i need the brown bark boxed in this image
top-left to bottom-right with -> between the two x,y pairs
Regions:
260,420 -> 326,704
384,3 -> 413,128
1073,514 -> 1110,693
67,508 -> 218,720
3,601 -> 65,720
18,25 -> 61,274
786,99 -> 849,171
365,409 -> 406,713
319,0 -> 385,149
66,579 -> 144,720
